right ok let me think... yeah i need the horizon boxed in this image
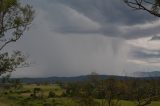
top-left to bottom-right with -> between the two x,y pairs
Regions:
6,71 -> 160,78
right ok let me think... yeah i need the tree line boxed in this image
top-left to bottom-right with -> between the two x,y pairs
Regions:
60,76 -> 160,106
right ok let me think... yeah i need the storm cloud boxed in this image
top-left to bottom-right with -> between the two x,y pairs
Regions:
33,0 -> 159,39
7,0 -> 160,77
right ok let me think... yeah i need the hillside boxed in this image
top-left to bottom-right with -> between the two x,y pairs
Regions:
13,75 -> 127,83
131,71 -> 160,77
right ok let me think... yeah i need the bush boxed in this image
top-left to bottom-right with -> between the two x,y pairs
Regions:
43,102 -> 52,106
4,92 -> 8,95
48,91 -> 56,98
61,92 -> 67,97
9,90 -> 13,93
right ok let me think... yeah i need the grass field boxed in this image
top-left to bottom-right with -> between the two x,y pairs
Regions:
0,84 -> 160,106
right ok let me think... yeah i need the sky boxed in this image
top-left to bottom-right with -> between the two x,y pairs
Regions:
5,0 -> 160,77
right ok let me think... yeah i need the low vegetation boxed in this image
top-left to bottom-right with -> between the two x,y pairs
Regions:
0,75 -> 160,106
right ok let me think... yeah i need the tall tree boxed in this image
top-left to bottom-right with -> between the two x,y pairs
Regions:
124,0 -> 160,17
0,0 -> 34,75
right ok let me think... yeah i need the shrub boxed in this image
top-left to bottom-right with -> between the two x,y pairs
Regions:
43,102 -> 52,106
48,91 -> 56,98
4,92 -> 8,95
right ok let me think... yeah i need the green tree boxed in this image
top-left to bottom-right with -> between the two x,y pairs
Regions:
130,79 -> 159,106
11,78 -> 22,89
48,91 -> 56,98
0,0 -> 34,75
65,83 -> 80,97
124,0 -> 160,17
31,87 -> 43,98
97,78 -> 122,106
0,51 -> 27,75
105,78 -> 121,106
1,74 -> 11,83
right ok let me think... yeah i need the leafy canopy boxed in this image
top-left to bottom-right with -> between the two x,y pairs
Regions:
0,0 -> 34,75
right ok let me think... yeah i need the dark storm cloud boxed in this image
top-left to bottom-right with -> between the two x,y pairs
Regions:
52,0 -> 155,24
132,49 -> 160,59
30,0 -> 158,39
130,47 -> 160,64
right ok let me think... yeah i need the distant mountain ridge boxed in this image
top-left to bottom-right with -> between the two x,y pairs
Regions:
131,71 -> 160,77
8,73 -> 160,83
12,75 -> 127,83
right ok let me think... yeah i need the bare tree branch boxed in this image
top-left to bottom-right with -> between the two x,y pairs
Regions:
124,0 -> 160,17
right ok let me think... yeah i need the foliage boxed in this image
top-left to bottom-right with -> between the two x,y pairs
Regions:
0,0 -> 34,75
48,91 -> 56,98
0,78 -> 160,106
0,0 -> 34,48
0,51 -> 27,75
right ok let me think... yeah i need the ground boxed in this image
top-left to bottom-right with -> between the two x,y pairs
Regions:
0,84 -> 160,106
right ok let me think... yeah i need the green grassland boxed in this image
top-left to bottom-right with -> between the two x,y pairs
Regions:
0,84 -> 160,106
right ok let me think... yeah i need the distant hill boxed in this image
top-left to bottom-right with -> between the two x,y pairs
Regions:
8,73 -> 160,84
131,71 -> 160,77
12,75 -> 130,84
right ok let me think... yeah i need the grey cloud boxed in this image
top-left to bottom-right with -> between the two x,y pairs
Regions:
28,0 -> 159,39
130,47 -> 160,64
53,0 -> 155,24
150,35 -> 160,40
9,0 -> 160,77
132,50 -> 160,59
